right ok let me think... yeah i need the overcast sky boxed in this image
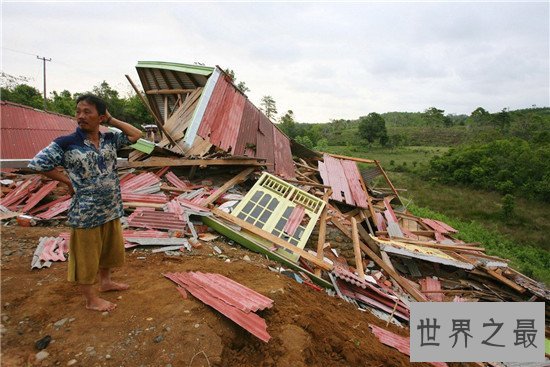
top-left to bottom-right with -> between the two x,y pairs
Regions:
2,1 -> 549,123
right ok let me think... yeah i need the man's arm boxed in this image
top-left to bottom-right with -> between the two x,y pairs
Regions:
41,169 -> 74,196
104,111 -> 142,143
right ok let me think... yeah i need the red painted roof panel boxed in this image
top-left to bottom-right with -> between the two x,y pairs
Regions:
164,272 -> 272,342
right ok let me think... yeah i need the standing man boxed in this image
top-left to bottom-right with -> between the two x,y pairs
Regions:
28,94 -> 142,312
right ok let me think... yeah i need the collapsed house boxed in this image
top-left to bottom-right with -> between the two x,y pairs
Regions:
1,62 -> 549,356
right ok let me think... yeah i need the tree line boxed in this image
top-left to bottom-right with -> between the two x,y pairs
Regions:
1,74 -> 151,129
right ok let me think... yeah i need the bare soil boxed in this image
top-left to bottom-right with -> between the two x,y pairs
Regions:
1,224 -> 450,367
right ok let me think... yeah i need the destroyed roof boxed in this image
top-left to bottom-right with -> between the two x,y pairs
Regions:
0,101 -> 77,159
135,61 -> 296,178
136,61 -> 214,123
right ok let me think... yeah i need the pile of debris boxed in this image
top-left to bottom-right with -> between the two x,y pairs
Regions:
1,61 -> 548,357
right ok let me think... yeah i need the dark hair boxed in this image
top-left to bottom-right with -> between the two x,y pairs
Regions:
76,94 -> 107,115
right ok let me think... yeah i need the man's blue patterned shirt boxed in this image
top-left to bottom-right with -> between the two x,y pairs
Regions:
28,127 -> 131,228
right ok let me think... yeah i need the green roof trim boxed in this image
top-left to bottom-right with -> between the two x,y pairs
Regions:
130,138 -> 156,154
136,61 -> 214,76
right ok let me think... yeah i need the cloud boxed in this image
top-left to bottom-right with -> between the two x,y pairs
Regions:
2,2 -> 548,122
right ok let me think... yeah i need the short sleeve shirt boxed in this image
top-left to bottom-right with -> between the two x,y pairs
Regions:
28,127 -> 131,228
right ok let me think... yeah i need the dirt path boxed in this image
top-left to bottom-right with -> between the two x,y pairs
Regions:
1,225 -> 444,367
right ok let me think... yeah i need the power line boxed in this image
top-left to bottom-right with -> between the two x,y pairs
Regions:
2,47 -> 39,57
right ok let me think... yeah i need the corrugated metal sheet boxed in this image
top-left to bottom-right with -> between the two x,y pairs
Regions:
319,154 -> 368,208
136,63 -> 295,178
127,208 -> 186,231
35,198 -> 72,219
369,324 -> 449,367
164,272 -> 272,342
1,102 -> 76,159
22,181 -> 58,213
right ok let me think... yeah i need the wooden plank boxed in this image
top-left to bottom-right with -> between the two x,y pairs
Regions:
283,178 -> 331,189
201,167 -> 255,207
146,88 -> 195,95
375,160 -> 402,204
127,158 -> 267,168
160,184 -> 193,193
315,189 -> 332,277
212,208 -> 332,271
395,238 -> 486,252
294,161 -> 319,172
125,74 -> 183,153
323,153 -> 376,164
329,208 -> 426,302
202,216 -> 333,289
485,268 -> 526,294
340,159 -> 369,208
351,217 -> 365,280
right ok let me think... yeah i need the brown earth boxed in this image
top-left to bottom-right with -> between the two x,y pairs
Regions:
1,224 -> 464,367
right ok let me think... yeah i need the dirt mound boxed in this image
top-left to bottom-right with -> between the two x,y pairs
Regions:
1,225 -> 456,367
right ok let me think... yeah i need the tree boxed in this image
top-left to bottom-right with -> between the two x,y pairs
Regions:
260,95 -> 277,120
358,112 -> 388,145
48,90 -> 75,116
423,107 -> 446,126
92,81 -> 124,117
123,92 -> 153,128
278,110 -> 297,138
470,107 -> 491,125
295,135 -> 313,149
492,108 -> 511,132
224,68 -> 250,94
1,83 -> 44,109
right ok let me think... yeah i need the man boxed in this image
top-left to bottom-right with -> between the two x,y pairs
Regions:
28,94 -> 142,312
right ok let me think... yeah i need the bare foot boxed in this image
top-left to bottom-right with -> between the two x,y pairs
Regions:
86,297 -> 117,312
99,281 -> 129,292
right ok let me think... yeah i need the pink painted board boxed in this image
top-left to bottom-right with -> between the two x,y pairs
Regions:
340,159 -> 369,208
283,205 -> 306,236
369,324 -> 448,367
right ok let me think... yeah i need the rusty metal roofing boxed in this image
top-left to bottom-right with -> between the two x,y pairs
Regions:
369,324 -> 449,367
318,154 -> 368,208
136,63 -> 296,179
1,101 -> 77,159
35,198 -> 71,219
164,272 -> 272,342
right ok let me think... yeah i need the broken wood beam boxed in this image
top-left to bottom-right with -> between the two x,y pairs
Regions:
146,88 -> 195,95
212,208 -> 332,271
315,189 -> 332,277
328,210 -> 426,302
283,178 -> 331,189
125,74 -> 184,154
351,217 -> 366,281
374,160 -> 402,205
294,161 -> 319,172
485,268 -> 526,294
201,167 -> 255,207
160,185 -> 193,193
323,153 -> 376,164
127,158 -> 268,168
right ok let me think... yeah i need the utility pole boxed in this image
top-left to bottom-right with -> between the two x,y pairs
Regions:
36,55 -> 51,110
